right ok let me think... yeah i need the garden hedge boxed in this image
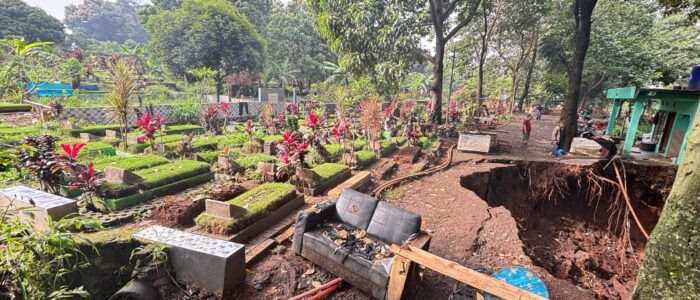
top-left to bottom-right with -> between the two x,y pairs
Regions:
217,133 -> 248,148
99,160 -> 211,198
104,172 -> 214,210
90,155 -> 169,171
235,153 -> 276,169
69,124 -> 121,137
163,124 -> 204,135
311,163 -> 350,188
0,103 -> 31,113
356,150 -> 377,167
353,139 -> 367,151
322,144 -> 345,162
195,182 -> 296,234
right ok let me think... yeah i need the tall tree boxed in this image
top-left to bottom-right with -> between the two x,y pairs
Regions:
145,0 -> 265,101
310,0 -> 481,125
65,0 -> 149,43
474,0 -> 502,109
561,0 -> 597,151
0,0 -> 65,43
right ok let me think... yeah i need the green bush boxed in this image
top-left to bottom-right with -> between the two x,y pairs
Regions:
262,135 -> 283,142
356,150 -> 376,167
196,182 -> 296,234
379,139 -> 396,150
99,160 -> 211,198
235,153 -> 276,169
90,155 -> 169,171
217,133 -> 248,148
353,139 -> 367,151
396,136 -> 407,147
323,144 -> 345,162
163,124 -> 204,135
311,163 -> 349,187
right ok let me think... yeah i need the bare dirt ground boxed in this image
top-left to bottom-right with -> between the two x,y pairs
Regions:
243,114 -> 674,300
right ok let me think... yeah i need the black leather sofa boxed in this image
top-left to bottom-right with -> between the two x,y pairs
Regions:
293,189 -> 427,299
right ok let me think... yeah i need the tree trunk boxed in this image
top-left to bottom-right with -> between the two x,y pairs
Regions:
633,112 -> 700,298
476,14 -> 488,109
430,39 -> 445,125
562,0 -> 597,151
518,38 -> 538,112
215,73 -> 223,103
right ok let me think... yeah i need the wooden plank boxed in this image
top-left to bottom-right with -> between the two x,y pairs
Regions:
245,238 -> 276,265
273,226 -> 295,244
328,171 -> 372,198
389,245 -> 547,300
386,254 -> 411,300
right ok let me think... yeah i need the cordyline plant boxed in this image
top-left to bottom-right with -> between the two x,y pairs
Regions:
358,97 -> 383,151
136,113 -> 163,151
244,119 -> 256,143
331,119 -> 353,149
105,61 -> 135,149
16,135 -> 64,193
260,103 -> 275,134
219,102 -> 231,129
57,142 -> 105,212
202,106 -> 221,134
275,131 -> 309,179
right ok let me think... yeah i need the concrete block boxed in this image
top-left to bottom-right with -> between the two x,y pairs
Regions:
0,186 -> 78,230
105,130 -> 120,139
80,132 -> 101,142
457,134 -> 491,153
104,167 -> 144,184
328,171 -> 371,198
126,135 -> 142,145
133,225 -> 245,296
205,199 -> 247,219
570,137 -> 602,157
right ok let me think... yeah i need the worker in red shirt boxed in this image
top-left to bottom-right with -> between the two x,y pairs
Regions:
522,114 -> 532,147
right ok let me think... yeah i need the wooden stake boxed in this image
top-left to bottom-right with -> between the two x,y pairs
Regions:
389,245 -> 547,300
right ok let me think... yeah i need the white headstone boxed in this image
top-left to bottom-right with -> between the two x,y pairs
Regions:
457,134 -> 492,153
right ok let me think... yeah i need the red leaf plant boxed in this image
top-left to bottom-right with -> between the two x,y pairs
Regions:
244,119 -> 256,142
69,163 -> 104,212
60,142 -> 85,162
276,131 -> 309,178
220,102 -> 231,128
136,113 -> 163,150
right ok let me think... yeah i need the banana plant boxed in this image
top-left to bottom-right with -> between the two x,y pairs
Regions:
0,38 -> 55,102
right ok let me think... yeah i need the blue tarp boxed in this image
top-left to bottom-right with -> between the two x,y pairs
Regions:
27,82 -> 74,97
485,266 -> 549,299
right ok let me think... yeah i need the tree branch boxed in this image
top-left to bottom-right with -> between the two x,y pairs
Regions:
444,0 -> 482,42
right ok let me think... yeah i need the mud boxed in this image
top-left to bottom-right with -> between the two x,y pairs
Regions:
149,195 -> 204,228
460,160 -> 675,299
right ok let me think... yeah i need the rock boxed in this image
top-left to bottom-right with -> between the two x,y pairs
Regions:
104,167 -> 144,184
555,259 -> 572,279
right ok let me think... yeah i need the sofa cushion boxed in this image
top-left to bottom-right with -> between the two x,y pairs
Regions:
334,189 -> 378,230
302,228 -> 391,287
367,201 -> 422,245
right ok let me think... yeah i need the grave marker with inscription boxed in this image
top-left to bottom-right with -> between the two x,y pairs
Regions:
0,186 -> 78,230
457,134 -> 492,153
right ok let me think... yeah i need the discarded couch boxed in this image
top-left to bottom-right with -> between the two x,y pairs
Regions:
293,188 -> 429,299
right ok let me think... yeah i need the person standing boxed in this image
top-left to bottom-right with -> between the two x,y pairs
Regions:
522,115 -> 532,147
551,119 -> 565,159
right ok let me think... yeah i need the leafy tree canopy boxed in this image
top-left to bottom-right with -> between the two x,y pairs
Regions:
0,0 -> 65,43
145,0 -> 265,92
65,0 -> 149,44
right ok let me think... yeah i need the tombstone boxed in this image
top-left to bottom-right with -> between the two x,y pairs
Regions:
160,124 -> 168,131
80,132 -> 100,142
205,199 -> 247,219
218,155 -> 242,175
133,225 -> 246,296
258,88 -> 285,103
457,134 -> 492,153
570,137 -> 602,157
154,143 -> 167,153
257,162 -> 277,182
0,186 -> 78,230
341,152 -> 358,167
105,130 -> 120,139
126,135 -> 143,145
296,167 -> 318,183
104,167 -> 144,184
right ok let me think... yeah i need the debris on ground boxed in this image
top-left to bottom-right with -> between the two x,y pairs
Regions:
319,221 -> 391,261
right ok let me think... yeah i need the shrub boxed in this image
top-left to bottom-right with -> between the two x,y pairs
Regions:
353,139 -> 367,151
312,163 -> 349,184
235,153 -> 276,169
322,144 -> 344,162
196,182 -> 296,234
90,155 -> 169,171
356,150 -> 376,167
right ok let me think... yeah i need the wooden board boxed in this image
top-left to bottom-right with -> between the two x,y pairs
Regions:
389,245 -> 547,300
457,134 -> 491,153
328,171 -> 372,198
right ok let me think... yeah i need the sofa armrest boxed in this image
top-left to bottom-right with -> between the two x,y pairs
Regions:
406,231 -> 431,251
292,201 -> 336,254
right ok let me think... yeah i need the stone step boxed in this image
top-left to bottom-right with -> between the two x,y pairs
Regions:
328,171 -> 372,198
0,186 -> 78,230
133,225 -> 245,296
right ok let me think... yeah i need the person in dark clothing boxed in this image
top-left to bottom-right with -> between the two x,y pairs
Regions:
238,101 -> 249,116
551,119 -> 565,159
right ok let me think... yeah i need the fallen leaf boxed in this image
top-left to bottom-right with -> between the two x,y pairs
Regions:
303,268 -> 315,276
355,230 -> 367,239
311,281 -> 322,288
338,229 -> 348,239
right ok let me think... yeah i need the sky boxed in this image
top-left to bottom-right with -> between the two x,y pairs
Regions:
22,0 -> 149,20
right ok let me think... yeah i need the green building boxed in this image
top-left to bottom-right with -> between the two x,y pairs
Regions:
606,86 -> 700,164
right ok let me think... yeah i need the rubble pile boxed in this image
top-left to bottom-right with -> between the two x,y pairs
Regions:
319,221 -> 391,261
